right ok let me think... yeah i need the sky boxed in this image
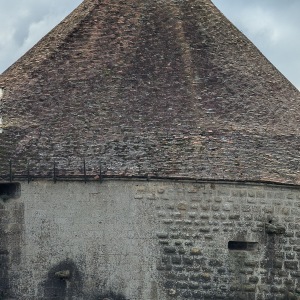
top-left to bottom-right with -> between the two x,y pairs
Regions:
0,0 -> 299,90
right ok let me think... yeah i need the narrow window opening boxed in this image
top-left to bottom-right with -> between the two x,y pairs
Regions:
228,241 -> 258,251
0,183 -> 21,201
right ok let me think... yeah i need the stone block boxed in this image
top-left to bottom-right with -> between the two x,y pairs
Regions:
175,245 -> 184,254
242,285 -> 256,292
284,261 -> 298,270
176,281 -> 188,289
182,256 -> 194,266
171,256 -> 182,265
189,281 -> 199,289
190,247 -> 202,255
200,273 -> 211,281
164,280 -> 175,288
164,246 -> 176,254
286,252 -> 295,260
248,276 -> 259,284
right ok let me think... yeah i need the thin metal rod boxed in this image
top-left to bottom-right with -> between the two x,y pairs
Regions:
83,159 -> 87,183
9,160 -> 12,182
99,160 -> 102,182
27,161 -> 30,184
53,160 -> 57,183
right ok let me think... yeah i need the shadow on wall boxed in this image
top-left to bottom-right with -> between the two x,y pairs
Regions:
42,259 -> 83,299
42,259 -> 128,300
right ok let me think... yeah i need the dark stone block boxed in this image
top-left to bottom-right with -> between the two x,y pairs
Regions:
286,252 -> 295,260
193,291 -> 203,299
157,263 -> 172,271
156,263 -> 165,271
159,240 -> 169,245
209,259 -> 222,267
178,246 -> 186,254
171,255 -> 181,265
291,271 -> 300,277
285,261 -> 298,270
186,266 -> 201,272
274,260 -> 283,269
217,268 -> 226,274
170,234 -> 180,239
289,239 -> 300,245
157,233 -> 168,239
182,256 -> 194,265
234,293 -> 248,300
248,293 -> 256,300
199,228 -> 210,233
162,255 -> 170,264
190,274 -> 201,281
200,273 -> 211,282
181,290 -> 193,298
164,280 -> 175,289
202,284 -> 211,290
189,281 -> 199,289
177,274 -> 188,281
165,272 -> 177,279
176,281 -> 188,289
244,260 -> 258,267
248,276 -> 259,284
164,246 -> 176,254
184,241 -> 193,246
265,223 -> 286,235
194,257 -> 206,265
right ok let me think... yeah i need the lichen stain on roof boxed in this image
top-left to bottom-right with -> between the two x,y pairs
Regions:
1,0 -> 300,184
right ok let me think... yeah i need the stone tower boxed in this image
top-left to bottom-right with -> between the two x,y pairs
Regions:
1,0 -> 300,299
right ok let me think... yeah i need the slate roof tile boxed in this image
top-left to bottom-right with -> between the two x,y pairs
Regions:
1,0 -> 300,184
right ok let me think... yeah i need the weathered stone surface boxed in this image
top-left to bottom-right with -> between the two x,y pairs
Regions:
54,270 -> 71,279
285,261 -> 298,270
190,247 -> 202,255
1,1 -> 300,299
265,223 -> 286,235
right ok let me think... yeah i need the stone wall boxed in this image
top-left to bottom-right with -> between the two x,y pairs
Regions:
0,183 -> 23,299
1,180 -> 300,299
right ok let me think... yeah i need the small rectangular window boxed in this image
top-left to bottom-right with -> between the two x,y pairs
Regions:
228,241 -> 258,251
0,183 -> 21,201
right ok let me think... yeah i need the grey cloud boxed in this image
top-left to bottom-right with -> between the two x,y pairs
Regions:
0,0 -> 82,72
212,0 -> 300,89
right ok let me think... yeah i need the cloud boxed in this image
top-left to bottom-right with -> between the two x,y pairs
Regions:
0,0 -> 82,73
238,7 -> 286,44
212,0 -> 300,90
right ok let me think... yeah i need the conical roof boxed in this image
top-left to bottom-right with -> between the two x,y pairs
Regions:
1,0 -> 300,183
